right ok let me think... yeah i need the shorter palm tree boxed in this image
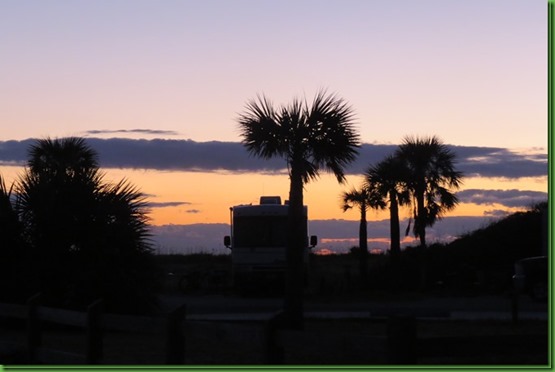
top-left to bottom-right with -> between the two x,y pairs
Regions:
395,135 -> 462,291
395,135 -> 463,248
342,187 -> 368,282
364,155 -> 412,292
364,155 -> 410,263
341,185 -> 386,285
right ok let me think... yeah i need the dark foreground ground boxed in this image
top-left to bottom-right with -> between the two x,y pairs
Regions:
0,316 -> 548,365
0,253 -> 549,366
0,290 -> 548,366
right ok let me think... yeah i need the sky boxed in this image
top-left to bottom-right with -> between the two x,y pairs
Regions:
0,0 -> 548,254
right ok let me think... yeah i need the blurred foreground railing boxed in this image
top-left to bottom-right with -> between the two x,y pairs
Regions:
0,296 -> 548,365
0,294 -> 185,364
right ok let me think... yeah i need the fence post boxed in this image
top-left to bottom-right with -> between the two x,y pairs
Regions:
26,293 -> 42,363
511,290 -> 519,325
265,311 -> 285,364
387,315 -> 417,364
165,304 -> 186,364
86,299 -> 104,364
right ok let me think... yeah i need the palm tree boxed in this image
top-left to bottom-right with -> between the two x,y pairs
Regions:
238,90 -> 360,329
395,136 -> 462,291
395,135 -> 463,248
341,185 -> 385,285
15,137 -> 157,312
365,155 -> 411,291
27,137 -> 100,181
17,138 -> 102,257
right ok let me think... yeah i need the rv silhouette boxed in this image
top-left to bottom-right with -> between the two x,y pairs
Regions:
224,196 -> 317,293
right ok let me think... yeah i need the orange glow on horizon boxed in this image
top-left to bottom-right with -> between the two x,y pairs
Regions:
313,248 -> 335,255
0,165 -> 546,226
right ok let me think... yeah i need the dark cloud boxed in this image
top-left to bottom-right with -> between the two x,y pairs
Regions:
439,145 -> 547,178
0,138 -> 547,179
457,189 -> 547,208
0,139 -> 34,166
185,209 -> 201,214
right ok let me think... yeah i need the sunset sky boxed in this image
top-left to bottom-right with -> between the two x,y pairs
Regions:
0,0 -> 548,254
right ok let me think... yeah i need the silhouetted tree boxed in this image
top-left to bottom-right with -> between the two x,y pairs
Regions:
394,136 -> 462,290
238,90 -> 359,329
364,155 -> 410,264
0,175 -> 27,301
14,137 -> 158,313
364,155 -> 411,291
341,185 -> 384,285
395,136 -> 462,248
0,175 -> 21,247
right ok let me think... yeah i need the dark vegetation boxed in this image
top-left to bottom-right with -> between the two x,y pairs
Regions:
318,201 -> 547,297
153,201 -> 547,299
0,138 -> 160,314
0,136 -> 546,365
0,136 -> 546,317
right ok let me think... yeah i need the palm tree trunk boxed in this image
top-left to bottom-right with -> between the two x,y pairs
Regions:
415,192 -> 428,290
284,164 -> 305,330
359,206 -> 368,287
389,192 -> 401,260
389,192 -> 401,292
416,192 -> 427,247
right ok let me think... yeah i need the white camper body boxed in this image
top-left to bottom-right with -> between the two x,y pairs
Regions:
224,196 -> 314,291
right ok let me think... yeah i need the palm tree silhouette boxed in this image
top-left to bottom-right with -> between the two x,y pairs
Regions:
395,135 -> 463,248
341,185 -> 384,285
364,155 -> 411,291
27,137 -> 99,181
15,137 -> 156,312
364,155 -> 411,264
17,138 -> 102,258
238,90 -> 359,329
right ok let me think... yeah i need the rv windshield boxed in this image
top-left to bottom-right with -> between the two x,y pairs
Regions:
233,215 -> 288,248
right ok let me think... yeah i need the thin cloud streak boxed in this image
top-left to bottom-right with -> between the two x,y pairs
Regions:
146,201 -> 192,208
0,138 -> 547,179
84,129 -> 180,136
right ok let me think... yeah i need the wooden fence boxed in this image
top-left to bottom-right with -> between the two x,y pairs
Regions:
0,296 -> 548,365
0,294 -> 185,364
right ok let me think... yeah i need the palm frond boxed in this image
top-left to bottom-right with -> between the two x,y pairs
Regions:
238,95 -> 288,160
237,90 -> 359,185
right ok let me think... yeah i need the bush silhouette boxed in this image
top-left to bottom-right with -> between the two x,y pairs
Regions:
4,138 -> 160,313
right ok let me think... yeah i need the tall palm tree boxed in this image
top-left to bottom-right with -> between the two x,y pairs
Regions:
341,185 -> 385,285
238,90 -> 360,329
364,155 -> 410,264
395,135 -> 463,248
